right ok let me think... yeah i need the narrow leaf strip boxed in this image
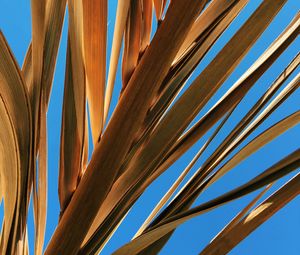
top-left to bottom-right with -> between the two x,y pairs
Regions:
35,95 -> 47,255
22,44 -> 33,97
157,11 -> 299,178
174,0 -> 244,62
94,211 -> 130,255
207,108 -> 300,187
58,23 -> 86,213
161,53 -> 300,217
0,94 -> 19,255
122,0 -> 143,89
104,0 -> 130,125
140,0 -> 153,53
153,0 -> 167,21
30,0 -> 45,111
123,0 -> 247,173
144,0 -> 291,184
82,0 -> 107,145
140,107 -> 300,250
42,0 -> 67,103
210,184 -> 272,243
145,0 -> 247,136
113,150 -> 300,255
200,173 -> 300,255
169,72 -> 300,215
134,113 -> 231,238
155,109 -> 300,226
30,0 -> 67,248
0,32 -> 32,255
186,52 -> 300,189
30,2 -> 47,253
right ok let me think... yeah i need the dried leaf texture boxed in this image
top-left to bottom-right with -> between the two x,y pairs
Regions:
46,1 -> 208,254
59,1 -> 86,214
83,0 -> 107,145
0,33 -> 32,255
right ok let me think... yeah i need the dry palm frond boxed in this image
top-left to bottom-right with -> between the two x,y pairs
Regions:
113,149 -> 300,255
82,0 -> 107,145
0,32 -> 32,255
0,0 -> 299,255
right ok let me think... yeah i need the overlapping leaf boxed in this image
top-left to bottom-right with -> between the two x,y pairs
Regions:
1,0 -> 299,254
0,32 -> 32,255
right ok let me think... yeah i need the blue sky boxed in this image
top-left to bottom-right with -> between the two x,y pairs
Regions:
0,0 -> 300,254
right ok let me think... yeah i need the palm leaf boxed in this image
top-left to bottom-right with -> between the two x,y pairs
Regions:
0,32 -> 32,255
1,0 -> 299,254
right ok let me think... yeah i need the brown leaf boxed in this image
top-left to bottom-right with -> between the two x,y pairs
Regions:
200,173 -> 300,255
34,94 -> 47,255
153,0 -> 167,21
113,150 -> 300,255
0,32 -> 32,255
104,0 -> 131,125
42,0 -> 67,104
82,0 -> 107,145
174,0 -> 244,62
122,0 -> 143,89
134,111 -> 232,238
157,12 -> 299,180
209,184 -> 272,243
78,3 -> 289,252
145,0 -> 247,137
45,1 -> 208,254
140,0 -> 153,53
58,0 -> 86,214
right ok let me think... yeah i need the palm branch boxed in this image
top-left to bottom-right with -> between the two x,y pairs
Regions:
0,0 -> 299,254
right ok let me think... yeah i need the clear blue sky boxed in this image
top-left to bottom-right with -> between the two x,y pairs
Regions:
0,0 -> 299,254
